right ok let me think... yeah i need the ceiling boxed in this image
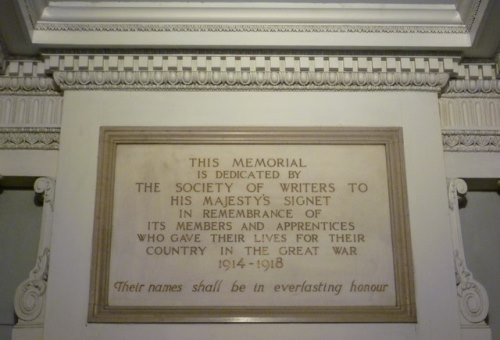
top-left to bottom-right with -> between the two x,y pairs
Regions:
46,0 -> 458,3
0,0 -> 499,60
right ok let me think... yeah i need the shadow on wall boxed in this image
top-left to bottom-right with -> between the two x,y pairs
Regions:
0,177 -> 42,340
460,179 -> 500,340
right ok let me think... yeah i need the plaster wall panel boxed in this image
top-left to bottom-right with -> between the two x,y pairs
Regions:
44,90 -> 460,340
0,150 -> 58,177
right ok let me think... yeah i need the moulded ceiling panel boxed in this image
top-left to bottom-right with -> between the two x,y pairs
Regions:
0,0 -> 499,58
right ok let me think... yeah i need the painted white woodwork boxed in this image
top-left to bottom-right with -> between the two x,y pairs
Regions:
31,1 -> 485,48
40,2 -> 464,26
440,62 -> 500,152
440,98 -> 500,130
447,178 -> 491,340
12,177 -> 55,340
0,97 -> 62,127
0,60 -> 58,94
0,58 -> 62,155
43,53 -> 458,91
455,0 -> 489,41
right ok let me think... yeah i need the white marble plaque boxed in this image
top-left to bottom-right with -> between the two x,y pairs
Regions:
89,127 -> 415,323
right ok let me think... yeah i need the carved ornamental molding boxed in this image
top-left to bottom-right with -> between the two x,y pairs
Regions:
440,97 -> 500,129
0,54 -> 498,154
447,178 -> 490,326
0,76 -> 58,95
28,0 -> 487,50
14,248 -> 50,323
14,177 -> 55,328
442,63 -> 499,98
0,60 -> 59,95
444,79 -> 500,97
442,130 -> 500,152
0,127 -> 60,149
45,54 -> 456,91
36,23 -> 469,35
439,62 -> 500,152
0,95 -> 62,126
0,59 -> 62,149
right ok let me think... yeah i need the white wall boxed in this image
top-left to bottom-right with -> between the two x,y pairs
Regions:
44,90 -> 460,340
460,190 -> 500,340
0,150 -> 58,177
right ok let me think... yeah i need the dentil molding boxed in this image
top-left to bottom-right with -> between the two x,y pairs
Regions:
0,60 -> 59,95
1,54 -> 499,154
44,54 -> 457,91
442,63 -> 499,98
0,59 -> 62,149
439,62 -> 500,152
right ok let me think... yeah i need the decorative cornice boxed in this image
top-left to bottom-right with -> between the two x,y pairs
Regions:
44,54 -> 457,91
0,127 -> 60,150
31,2 -> 480,49
440,64 -> 500,145
443,62 -> 500,98
0,60 -> 60,95
35,23 -> 468,35
0,95 -> 63,126
35,3 -> 467,34
20,0 -> 37,29
442,130 -> 500,152
19,0 -> 47,31
4,60 -> 46,77
439,97 -> 500,130
0,77 -> 59,95
52,70 -> 450,91
462,0 -> 484,31
43,54 -> 460,73
442,79 -> 500,97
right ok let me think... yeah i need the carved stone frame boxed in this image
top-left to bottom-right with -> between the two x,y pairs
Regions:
88,126 -> 415,323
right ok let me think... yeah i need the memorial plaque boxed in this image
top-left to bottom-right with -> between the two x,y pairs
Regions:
88,127 -> 415,323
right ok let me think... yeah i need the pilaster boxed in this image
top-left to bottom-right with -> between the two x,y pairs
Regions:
0,59 -> 62,150
440,62 -> 500,152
